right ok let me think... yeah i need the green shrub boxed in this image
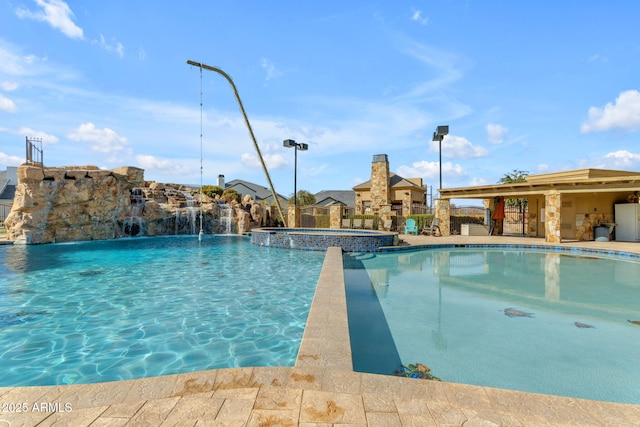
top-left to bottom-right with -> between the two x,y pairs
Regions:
314,214 -> 330,228
202,185 -> 223,198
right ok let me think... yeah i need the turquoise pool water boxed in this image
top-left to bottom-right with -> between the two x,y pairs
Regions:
0,235 -> 325,386
345,246 -> 640,404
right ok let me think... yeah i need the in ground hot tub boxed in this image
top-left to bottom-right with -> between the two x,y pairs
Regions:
250,228 -> 398,252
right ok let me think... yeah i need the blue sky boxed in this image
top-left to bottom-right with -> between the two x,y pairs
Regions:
2,1 -> 640,202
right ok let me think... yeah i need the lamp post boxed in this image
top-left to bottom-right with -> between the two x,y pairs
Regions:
432,125 -> 449,195
283,139 -> 308,223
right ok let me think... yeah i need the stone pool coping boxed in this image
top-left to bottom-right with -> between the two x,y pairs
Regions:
1,236 -> 639,425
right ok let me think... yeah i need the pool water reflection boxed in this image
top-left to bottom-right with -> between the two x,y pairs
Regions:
345,247 -> 640,404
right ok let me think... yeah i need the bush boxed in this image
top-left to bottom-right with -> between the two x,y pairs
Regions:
222,188 -> 240,203
314,214 -> 330,228
202,185 -> 223,198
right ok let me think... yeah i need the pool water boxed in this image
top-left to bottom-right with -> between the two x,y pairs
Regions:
344,247 -> 640,404
0,235 -> 325,386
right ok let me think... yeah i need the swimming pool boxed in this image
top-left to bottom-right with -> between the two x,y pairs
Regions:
344,246 -> 640,404
0,235 -> 325,386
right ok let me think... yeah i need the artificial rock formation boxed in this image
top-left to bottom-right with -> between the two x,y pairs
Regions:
5,164 -> 267,244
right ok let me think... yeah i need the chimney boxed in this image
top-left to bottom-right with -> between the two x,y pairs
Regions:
370,154 -> 390,211
217,174 -> 225,188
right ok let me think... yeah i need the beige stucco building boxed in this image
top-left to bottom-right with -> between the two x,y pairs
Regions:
438,168 -> 640,243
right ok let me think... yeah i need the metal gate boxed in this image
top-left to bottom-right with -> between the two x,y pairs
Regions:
503,204 -> 528,236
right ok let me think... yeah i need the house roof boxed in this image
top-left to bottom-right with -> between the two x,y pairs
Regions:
314,190 -> 355,207
353,173 -> 425,191
439,168 -> 640,199
0,180 -> 15,200
225,179 -> 287,201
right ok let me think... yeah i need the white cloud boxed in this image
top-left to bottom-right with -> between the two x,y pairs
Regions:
261,58 -> 282,81
581,90 -> 640,133
588,54 -> 607,63
241,152 -> 288,170
135,154 -> 191,175
1,81 -> 18,91
138,47 -> 146,61
15,0 -> 83,39
469,177 -> 488,186
0,152 -> 23,166
0,43 -> 51,79
67,122 -> 128,153
397,160 -> 467,182
18,127 -> 59,144
602,150 -> 640,169
93,34 -> 125,58
486,123 -> 508,144
536,163 -> 550,173
0,94 -> 17,112
427,135 -> 488,159
411,10 -> 429,25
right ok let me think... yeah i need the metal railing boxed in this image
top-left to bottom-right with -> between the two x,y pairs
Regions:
26,136 -> 43,166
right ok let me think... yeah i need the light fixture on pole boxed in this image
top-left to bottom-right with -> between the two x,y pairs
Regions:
432,125 -> 449,194
283,139 -> 308,221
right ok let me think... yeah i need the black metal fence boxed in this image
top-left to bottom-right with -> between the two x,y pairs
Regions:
0,202 -> 11,222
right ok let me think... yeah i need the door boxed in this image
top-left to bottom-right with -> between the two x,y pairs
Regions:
560,198 -> 576,240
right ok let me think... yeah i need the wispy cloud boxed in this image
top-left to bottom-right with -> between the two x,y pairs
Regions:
15,0 -> 83,39
581,89 -> 640,133
588,54 -> 608,63
135,154 -> 192,175
1,81 -> 18,91
397,160 -> 467,183
428,135 -> 488,159
18,127 -> 59,144
67,122 -> 128,154
486,123 -> 508,144
0,94 -> 17,112
0,151 -> 23,166
261,58 -> 283,81
93,34 -> 125,58
411,9 -> 429,25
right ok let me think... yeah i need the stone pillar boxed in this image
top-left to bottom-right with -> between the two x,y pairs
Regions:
288,205 -> 301,228
370,154 -> 390,212
329,205 -> 343,229
544,191 -> 562,243
435,198 -> 450,236
401,192 -> 412,217
355,195 -> 364,215
483,198 -> 494,226
379,204 -> 391,230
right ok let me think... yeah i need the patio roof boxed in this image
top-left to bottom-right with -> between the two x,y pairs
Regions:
439,168 -> 640,199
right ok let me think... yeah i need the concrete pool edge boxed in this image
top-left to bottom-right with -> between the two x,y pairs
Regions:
1,237 -> 639,425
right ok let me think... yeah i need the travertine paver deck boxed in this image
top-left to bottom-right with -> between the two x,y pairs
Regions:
1,236 -> 640,426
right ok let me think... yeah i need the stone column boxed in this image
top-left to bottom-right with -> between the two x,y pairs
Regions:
483,198 -> 494,226
355,195 -> 364,215
370,154 -> 390,212
435,198 -> 450,236
288,205 -> 301,228
379,204 -> 391,230
401,192 -> 412,217
329,205 -> 343,229
544,191 -> 562,243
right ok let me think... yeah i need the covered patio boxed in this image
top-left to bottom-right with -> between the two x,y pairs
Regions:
435,169 -> 640,243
